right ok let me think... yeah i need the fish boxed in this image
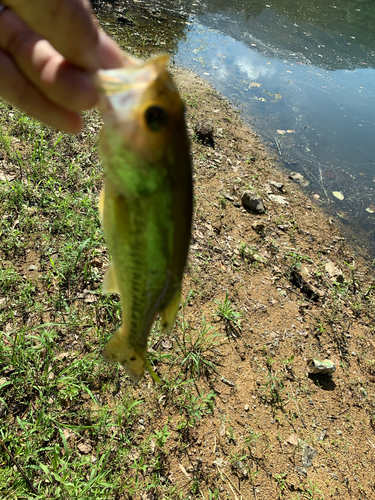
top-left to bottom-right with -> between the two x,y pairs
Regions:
97,54 -> 192,383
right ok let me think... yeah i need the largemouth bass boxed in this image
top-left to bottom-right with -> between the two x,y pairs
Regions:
97,54 -> 192,383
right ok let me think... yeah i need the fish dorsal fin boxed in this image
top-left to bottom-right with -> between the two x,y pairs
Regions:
103,264 -> 120,294
160,287 -> 181,334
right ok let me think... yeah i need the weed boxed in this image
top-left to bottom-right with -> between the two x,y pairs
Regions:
304,479 -> 324,499
218,195 -> 227,208
214,292 -> 242,336
174,314 -> 223,377
275,472 -> 288,498
261,358 -> 284,408
286,251 -> 312,270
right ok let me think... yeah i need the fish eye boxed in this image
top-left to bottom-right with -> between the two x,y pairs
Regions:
145,105 -> 168,132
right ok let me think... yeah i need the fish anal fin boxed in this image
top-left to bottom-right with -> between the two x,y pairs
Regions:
103,325 -> 146,383
160,287 -> 181,334
103,264 -> 120,294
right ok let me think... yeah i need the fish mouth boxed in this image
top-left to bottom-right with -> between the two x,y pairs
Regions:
96,54 -> 170,118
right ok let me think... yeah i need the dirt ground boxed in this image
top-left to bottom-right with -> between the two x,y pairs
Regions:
152,66 -> 375,499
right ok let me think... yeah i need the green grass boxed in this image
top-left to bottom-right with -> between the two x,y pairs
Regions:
214,291 -> 243,335
0,101 -> 225,498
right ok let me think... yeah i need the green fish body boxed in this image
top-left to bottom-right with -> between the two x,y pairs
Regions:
97,54 -> 192,382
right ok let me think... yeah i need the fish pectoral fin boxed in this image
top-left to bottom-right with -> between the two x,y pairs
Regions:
99,186 -> 105,223
103,264 -> 120,294
160,287 -> 181,334
103,325 -> 146,383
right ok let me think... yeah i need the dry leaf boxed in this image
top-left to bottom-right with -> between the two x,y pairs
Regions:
78,443 -> 92,454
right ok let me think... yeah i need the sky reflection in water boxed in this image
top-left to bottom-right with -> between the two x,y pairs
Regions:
174,8 -> 375,255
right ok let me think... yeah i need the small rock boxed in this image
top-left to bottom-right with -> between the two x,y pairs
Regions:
269,180 -> 284,191
318,430 -> 327,441
220,376 -> 236,387
194,119 -> 214,146
236,461 -> 248,477
28,265 -> 38,271
252,222 -> 266,233
268,194 -> 289,206
289,172 -> 304,181
63,428 -> 73,441
117,15 -> 134,26
295,466 -> 307,478
302,444 -> 318,468
84,294 -> 98,303
213,457 -> 225,467
337,430 -> 343,436
244,405 -> 249,411
161,339 -> 173,350
241,191 -> 265,213
0,377 -> 9,387
286,434 -> 299,446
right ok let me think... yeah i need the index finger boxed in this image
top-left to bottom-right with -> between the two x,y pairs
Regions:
3,0 -> 123,69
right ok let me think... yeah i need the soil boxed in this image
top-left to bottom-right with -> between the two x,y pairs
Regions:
144,66 -> 375,499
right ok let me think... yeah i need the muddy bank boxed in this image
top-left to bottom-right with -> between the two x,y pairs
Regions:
162,66 -> 375,499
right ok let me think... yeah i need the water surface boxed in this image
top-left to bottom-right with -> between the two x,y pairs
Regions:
97,0 -> 375,256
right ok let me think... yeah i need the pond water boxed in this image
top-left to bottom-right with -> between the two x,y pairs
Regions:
96,0 -> 375,257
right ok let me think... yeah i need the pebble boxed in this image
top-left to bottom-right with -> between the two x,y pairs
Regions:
220,376 -> 235,387
244,405 -> 249,411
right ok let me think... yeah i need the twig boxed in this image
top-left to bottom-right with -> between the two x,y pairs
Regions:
227,480 -> 239,500
216,466 -> 242,499
196,186 -> 211,203
287,380 -> 306,428
179,463 -> 191,480
0,437 -> 38,495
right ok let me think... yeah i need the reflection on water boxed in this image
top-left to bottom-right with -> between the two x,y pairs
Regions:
96,0 -> 375,256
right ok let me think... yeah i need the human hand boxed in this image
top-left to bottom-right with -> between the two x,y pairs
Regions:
0,0 -> 124,133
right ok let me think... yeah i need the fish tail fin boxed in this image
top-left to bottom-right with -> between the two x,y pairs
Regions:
160,287 -> 181,334
103,325 -> 145,383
